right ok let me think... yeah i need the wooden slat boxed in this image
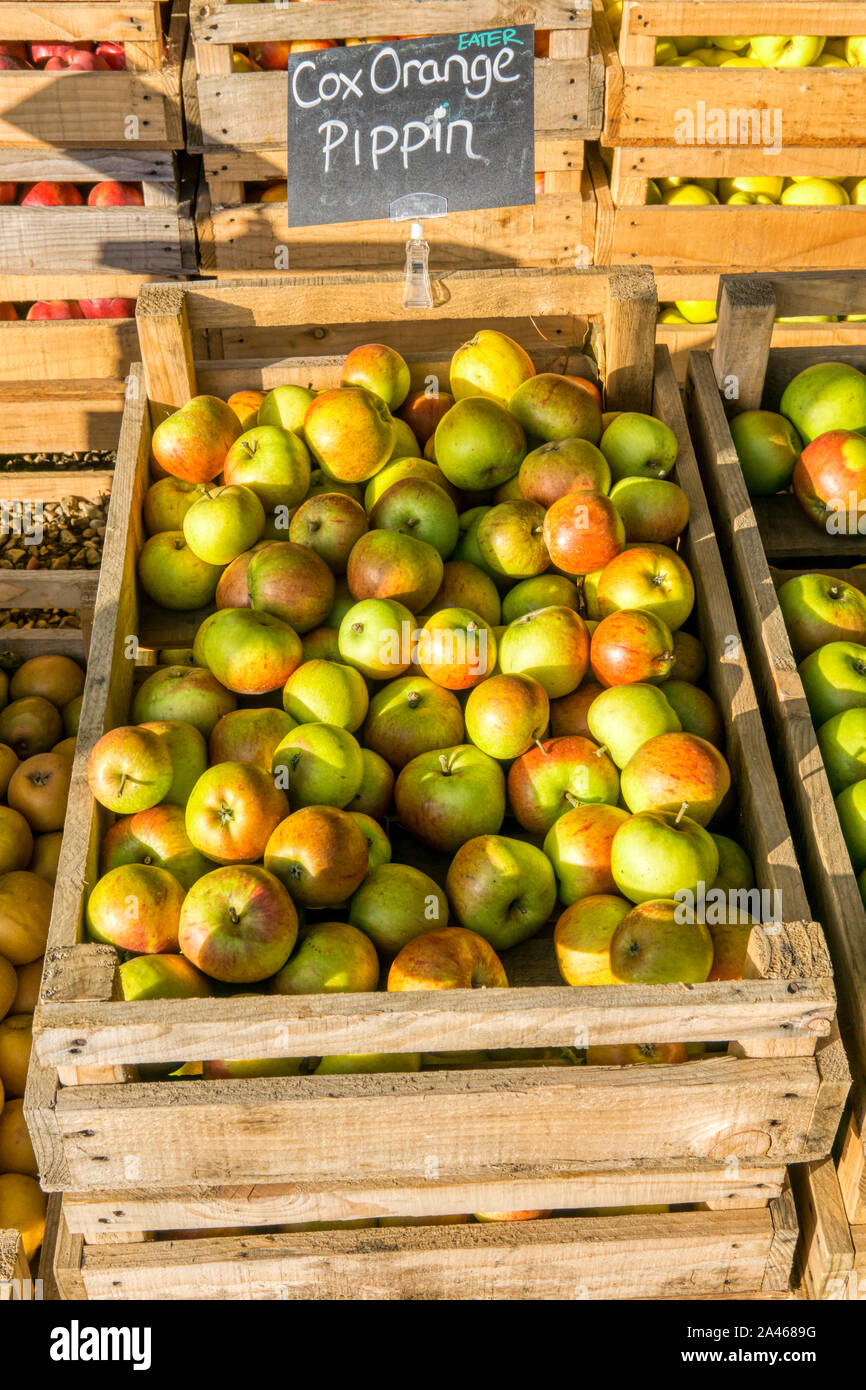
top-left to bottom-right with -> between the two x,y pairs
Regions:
793,1159 -> 857,1300
0,321 -> 139,384
0,207 -> 195,275
0,73 -> 181,149
191,1 -> 592,43
618,2 -> 866,36
0,1230 -> 29,1300
0,149 -> 176,181
0,4 -> 163,47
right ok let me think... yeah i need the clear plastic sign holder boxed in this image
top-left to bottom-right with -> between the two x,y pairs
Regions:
390,193 -> 448,310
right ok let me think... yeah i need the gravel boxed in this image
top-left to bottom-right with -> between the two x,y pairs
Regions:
0,449 -> 116,472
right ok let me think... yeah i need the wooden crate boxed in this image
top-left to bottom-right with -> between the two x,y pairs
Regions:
0,150 -> 196,276
600,0 -> 866,147
1,1193 -> 61,1301
21,273 -> 845,1286
0,1 -> 185,150
684,269 -> 866,1301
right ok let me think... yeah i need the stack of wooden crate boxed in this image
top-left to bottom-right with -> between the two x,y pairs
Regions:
21,267 -> 847,1299
187,2 -> 601,275
686,271 -> 866,1300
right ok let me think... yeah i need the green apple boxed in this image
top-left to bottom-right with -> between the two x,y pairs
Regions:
799,641 -> 866,725
729,410 -> 802,496
779,573 -> 866,661
817,708 -> 866,793
610,810 -> 719,904
835,779 -> 866,871
363,456 -> 458,511
119,953 -> 213,1001
258,384 -> 315,434
394,744 -> 506,853
609,899 -> 714,984
348,748 -> 394,819
369,478 -> 459,558
501,574 -> 579,622
434,397 -> 526,490
609,477 -> 690,543
282,659 -> 369,731
498,605 -> 590,697
711,834 -> 755,893
348,811 -> 391,869
780,362 -> 866,442
350,862 -> 448,954
314,1052 -> 421,1074
138,719 -> 208,807
337,597 -> 415,679
223,425 -> 311,511
660,680 -> 724,747
272,723 -> 364,808
476,500 -> 549,579
748,35 -> 825,66
445,834 -> 557,951
587,683 -> 681,768
599,413 -> 679,482
137,531 -> 223,611
183,484 -> 265,565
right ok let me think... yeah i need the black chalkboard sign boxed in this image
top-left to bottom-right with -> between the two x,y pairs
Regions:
285,27 -> 536,228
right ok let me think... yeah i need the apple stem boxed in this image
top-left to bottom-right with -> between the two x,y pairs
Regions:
564,792 -> 581,808
438,754 -> 451,775
595,744 -> 609,758
118,772 -> 127,795
675,801 -> 689,824
407,690 -> 421,708
535,739 -> 548,754
228,906 -> 240,925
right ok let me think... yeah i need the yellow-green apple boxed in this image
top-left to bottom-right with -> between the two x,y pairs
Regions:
350,862 -> 448,954
609,898 -> 714,983
781,178 -> 848,205
596,543 -> 695,631
620,731 -> 730,825
270,921 -> 379,994
543,491 -> 625,575
179,864 -> 298,983
289,492 -> 368,573
225,389 -> 264,431
793,430 -> 866,532
283,658 -> 368,731
671,631 -> 706,683
119,952 -> 213,1000
185,760 -> 288,864
846,36 -> 866,64
264,805 -> 369,906
347,528 -> 443,612
208,707 -> 295,770
599,413 -> 678,481
137,531 -> 223,611
661,681 -> 724,747
399,388 -> 455,445
544,803 -> 630,903
501,574 -> 578,622
837,779 -> 866,870
476,500 -> 549,578
706,912 -> 757,982
151,396 -> 242,484
729,410 -> 801,496
7,753 -> 69,833
519,438 -> 611,509
342,343 -> 410,409
550,681 -> 606,737
611,810 -> 720,903
553,893 -> 631,985
304,387 -> 396,483
100,805 -> 213,890
507,734 -> 620,834
781,362 -> 866,441
464,673 -> 549,760
86,862 -> 185,953
416,608 -> 496,689
223,425 -> 311,510
314,1052 -> 420,1074
143,477 -> 200,534
434,397 -> 526,490
197,609 -> 303,696
446,834 -> 556,949
509,373 -> 603,444
371,478 -> 459,559
663,184 -> 718,205
365,456 -> 460,510
307,470 -> 365,505
258,384 -> 315,434
87,725 -> 173,813
363,675 -> 464,768
338,597 -> 415,679
348,748 -> 394,819
711,834 -> 755,893
389,418 -> 422,460
590,609 -> 675,687
387,926 -> 508,990
0,698 -> 62,757
395,744 -> 506,852
817,708 -> 866,792
799,642 -> 866,725
430,560 -> 501,627
674,300 -> 718,322
349,810 -> 391,868
138,719 -> 208,806
183,483 -> 265,565
778,573 -> 866,661
609,476 -> 690,543
450,329 -> 535,405
498,605 -> 589,697
248,540 -> 335,632
587,682 -> 681,766
272,723 -> 363,808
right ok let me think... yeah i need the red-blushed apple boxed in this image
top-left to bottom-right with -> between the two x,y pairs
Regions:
223,425 -> 311,511
136,719 -> 207,807
272,722 -> 364,808
388,926 -> 508,990
553,893 -> 631,985
464,673 -> 549,760
142,477 -> 200,535
509,373 -> 603,444
137,530 -> 223,610
248,540 -> 335,634
507,734 -> 620,834
87,182 -> 143,207
77,296 -> 135,319
446,834 -> 557,949
209,707 -> 295,770
87,725 -> 173,814
609,476 -> 690,544
450,328 -> 535,405
25,300 -> 83,320
226,390 -> 265,430
45,50 -> 109,70
434,397 -> 526,491
342,343 -> 411,410
214,547 -> 260,609
95,41 -> 126,70
661,680 -> 724,747
270,920 -> 379,994
289,492 -> 368,573
20,182 -> 83,207
264,805 -> 369,907
338,597 -> 416,680
620,731 -> 731,825
417,608 -> 496,689
549,681 -> 606,737
179,864 -> 298,983
248,40 -> 293,68
544,803 -> 630,904
100,805 -> 214,890
203,1057 -> 302,1079
86,862 -> 185,954
778,573 -> 866,661
671,630 -> 706,682
609,899 -> 714,984
151,396 -> 243,485
599,413 -> 678,481
0,56 -> 29,71
185,761 -> 289,864
131,665 -> 237,738
498,605 -> 589,698
0,301 -> 17,319
348,750 -> 394,821
0,42 -> 27,61
590,609 -> 675,687
395,744 -> 506,852
399,388 -> 455,445
542,490 -> 625,576
586,682 -> 681,766
793,430 -> 866,532
304,386 -> 396,483
197,608 -> 303,696
519,437 -> 611,507
596,543 -> 695,631
363,674 -> 464,768
610,810 -> 719,904
301,627 -> 341,663
349,861 -> 448,954
347,528 -> 443,613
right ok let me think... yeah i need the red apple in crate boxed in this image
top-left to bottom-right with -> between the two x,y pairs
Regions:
544,802 -> 630,904
30,42 -> 87,63
342,343 -> 411,411
388,926 -> 508,991
87,181 -> 143,206
87,725 -> 174,814
507,735 -> 620,835
226,390 -> 265,431
0,43 -> 27,61
519,438 -> 611,507
549,681 -> 606,738
45,51 -> 109,71
793,430 -> 866,533
26,301 -> 84,320
399,388 -> 455,445
305,387 -> 396,483
214,548 -> 257,609
247,541 -> 335,633
151,396 -> 243,485
417,608 -> 496,690
185,761 -> 288,865
347,529 -> 443,613
249,40 -> 294,68
95,42 -> 126,70
0,303 -> 17,321
77,297 -> 136,319
179,864 -> 298,983
264,805 -> 369,907
620,732 -> 731,826
543,490 -> 625,575
596,543 -> 695,631
590,609 -> 675,687
0,56 -> 30,71
0,184 -> 16,205
395,744 -> 506,853
498,605 -> 589,698
131,665 -> 237,738
464,673 -> 549,760
20,182 -> 84,207
100,805 -> 213,891
209,708 -> 296,772
289,492 -> 368,574
196,608 -> 302,696
86,862 -> 185,954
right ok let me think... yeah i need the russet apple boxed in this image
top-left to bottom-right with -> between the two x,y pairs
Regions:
450,329 -> 535,405
434,397 -> 526,490
87,725 -> 173,813
671,631 -> 706,682
270,921 -> 379,994
387,926 -> 508,990
0,1098 -> 37,1177
395,744 -> 506,852
587,682 -> 681,767
0,872 -> 53,964
509,373 -> 603,444
87,862 -> 185,954
347,528 -> 443,612
498,605 -> 589,697
290,492 -> 368,572
223,425 -> 311,511
342,343 -> 411,410
446,834 -> 556,950
179,864 -> 298,983
248,540 -> 335,633
7,752 -> 70,833
350,862 -> 448,954
590,609 -> 675,686
430,560 -> 501,627
10,654 -> 81,709
596,543 -> 695,631
131,665 -> 237,737
363,675 -> 464,768
304,387 -> 396,483
519,437 -> 611,507
185,761 -> 289,864
0,1173 -> 45,1262
554,893 -> 631,985
0,697 -> 62,756
778,573 -> 866,661
611,810 -> 719,904
620,731 -> 730,825
507,734 -> 620,834
0,807 -> 32,874
264,805 -> 369,907
464,673 -> 549,760
610,899 -> 714,984
152,396 -> 242,485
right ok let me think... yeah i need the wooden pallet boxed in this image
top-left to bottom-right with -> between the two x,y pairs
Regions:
0,1 -> 186,150
600,0 -> 866,147
20,273 -> 844,1301
0,150 -> 196,275
684,269 -> 866,1301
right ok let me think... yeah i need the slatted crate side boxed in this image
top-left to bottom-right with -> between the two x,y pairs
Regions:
599,0 -> 866,147
659,323 -> 866,388
0,1 -> 186,150
0,1229 -> 32,1300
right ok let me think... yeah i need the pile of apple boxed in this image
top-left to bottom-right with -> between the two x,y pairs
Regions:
601,7 -> 865,66
0,654 -> 85,1271
659,302 -> 866,328
1,178 -> 144,209
0,39 -> 127,72
640,173 -> 865,210
82,329 -> 760,1081
0,297 -> 135,322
